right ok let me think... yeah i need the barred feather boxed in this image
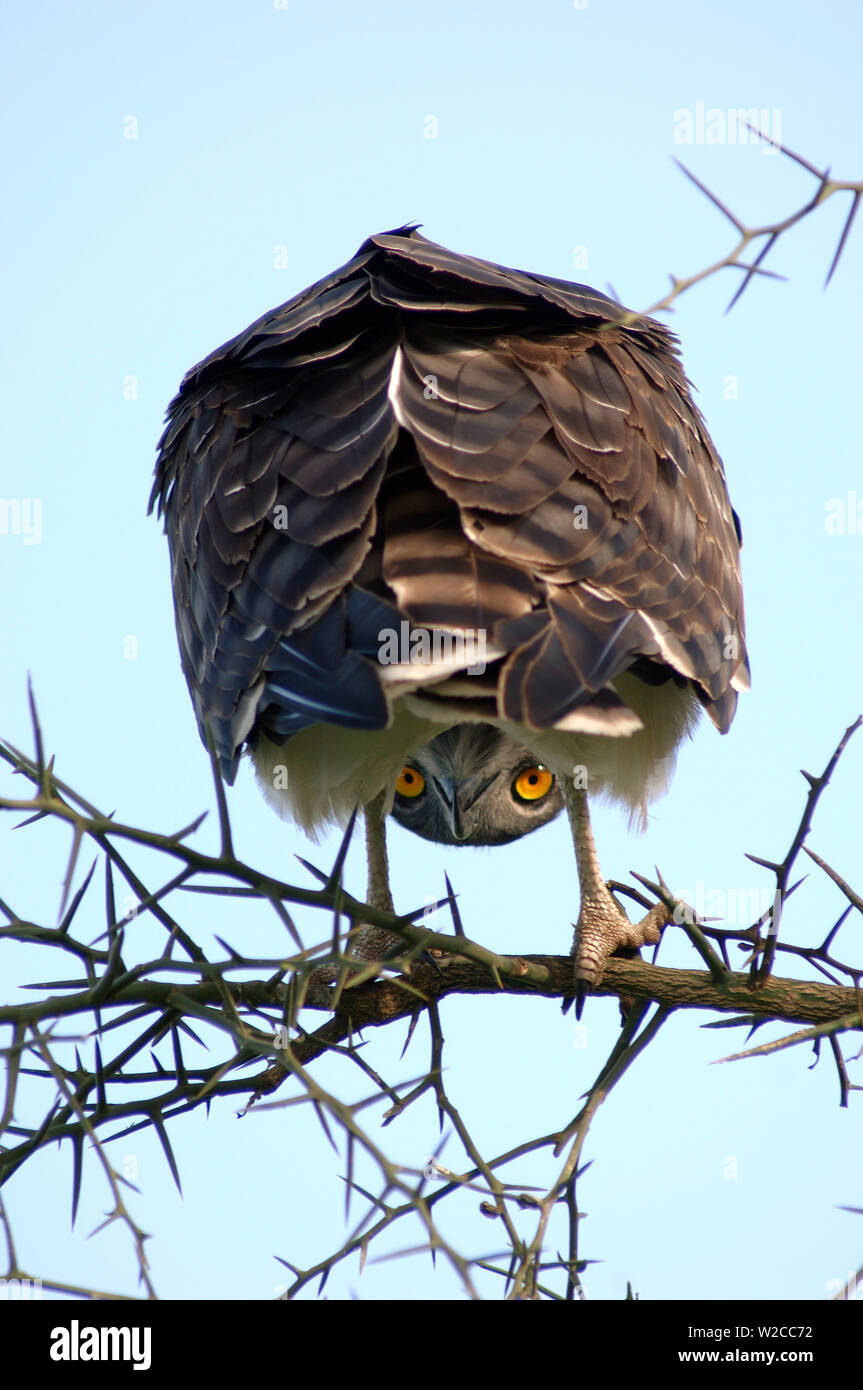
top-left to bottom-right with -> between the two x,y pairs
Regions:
151,226 -> 749,826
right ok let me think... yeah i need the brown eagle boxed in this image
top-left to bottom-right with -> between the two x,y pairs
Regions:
151,227 -> 749,1013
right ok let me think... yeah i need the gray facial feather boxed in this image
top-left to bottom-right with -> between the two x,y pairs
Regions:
389,723 -> 563,847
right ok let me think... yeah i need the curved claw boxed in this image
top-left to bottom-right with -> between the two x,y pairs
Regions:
572,899 -> 669,1012
574,978 -> 589,1021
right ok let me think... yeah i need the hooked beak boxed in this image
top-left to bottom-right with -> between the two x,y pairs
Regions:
431,771 -> 499,842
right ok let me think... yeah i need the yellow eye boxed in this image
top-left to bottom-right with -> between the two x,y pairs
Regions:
512,765 -> 554,802
396,765 -> 425,798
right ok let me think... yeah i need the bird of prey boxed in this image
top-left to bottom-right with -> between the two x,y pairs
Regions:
150,227 -> 749,1013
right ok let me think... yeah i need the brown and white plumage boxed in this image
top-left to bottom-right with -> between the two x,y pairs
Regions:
151,226 -> 749,1007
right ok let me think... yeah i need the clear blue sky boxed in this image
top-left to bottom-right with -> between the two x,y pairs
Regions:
2,0 -> 862,1301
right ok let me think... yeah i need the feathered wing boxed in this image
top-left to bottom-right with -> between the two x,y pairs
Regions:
150,227 -> 749,783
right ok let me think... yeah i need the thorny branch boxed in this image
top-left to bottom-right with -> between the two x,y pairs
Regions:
1,692 -> 861,1299
625,123 -> 862,320
3,137 -> 863,1300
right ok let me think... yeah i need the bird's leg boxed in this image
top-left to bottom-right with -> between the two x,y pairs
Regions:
307,792 -> 399,1002
350,790 -> 403,962
560,779 -> 668,1017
